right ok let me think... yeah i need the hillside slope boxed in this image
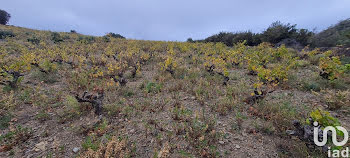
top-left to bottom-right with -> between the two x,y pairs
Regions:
1,25 -> 350,158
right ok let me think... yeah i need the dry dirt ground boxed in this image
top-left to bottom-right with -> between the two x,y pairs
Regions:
2,61 -> 349,158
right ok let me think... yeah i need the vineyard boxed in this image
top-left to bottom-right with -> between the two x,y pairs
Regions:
1,25 -> 350,158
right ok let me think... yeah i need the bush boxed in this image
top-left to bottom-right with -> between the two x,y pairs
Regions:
311,18 -> 350,47
295,29 -> 314,46
105,32 -> 125,39
204,32 -> 235,46
102,36 -> 110,42
261,21 -> 297,44
204,31 -> 260,46
27,36 -> 40,44
51,32 -> 63,43
319,54 -> 344,80
322,89 -> 350,110
232,31 -> 261,46
200,21 -> 313,47
59,95 -> 81,121
0,9 -> 11,25
78,35 -> 95,44
0,30 -> 14,39
144,81 -> 162,93
187,38 -> 194,43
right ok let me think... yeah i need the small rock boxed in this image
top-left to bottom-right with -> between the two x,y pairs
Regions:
235,144 -> 241,149
219,141 -> 225,145
190,96 -> 196,100
73,147 -> 80,153
130,129 -> 135,133
233,136 -> 243,141
35,141 -> 47,151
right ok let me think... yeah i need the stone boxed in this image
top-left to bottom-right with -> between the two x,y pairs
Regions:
219,141 -> 225,145
233,136 -> 243,141
235,144 -> 241,149
35,141 -> 47,151
73,147 -> 80,153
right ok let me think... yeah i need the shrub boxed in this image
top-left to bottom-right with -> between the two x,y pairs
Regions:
319,53 -> 344,80
307,109 -> 343,136
82,136 -> 99,151
199,21 -> 315,47
204,32 -> 235,46
145,81 -> 162,93
204,31 -> 260,46
0,9 -> 11,25
102,36 -> 110,42
78,36 -> 95,44
0,113 -> 11,130
232,31 -> 261,46
302,81 -> 321,92
0,68 -> 25,90
295,29 -> 314,46
64,95 -> 81,115
261,21 -> 297,44
80,136 -> 133,157
187,38 -> 194,43
27,36 -> 40,44
322,89 -> 350,110
104,102 -> 123,116
346,64 -> 350,73
51,32 -> 63,43
184,116 -> 218,157
105,32 -> 125,39
311,18 -> 350,47
0,30 -> 15,39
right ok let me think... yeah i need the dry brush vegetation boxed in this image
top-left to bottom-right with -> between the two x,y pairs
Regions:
1,25 -> 350,158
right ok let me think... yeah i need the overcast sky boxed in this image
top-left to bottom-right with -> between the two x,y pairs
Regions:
2,0 -> 350,41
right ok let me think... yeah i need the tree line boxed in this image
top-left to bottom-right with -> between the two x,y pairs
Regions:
189,19 -> 350,48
